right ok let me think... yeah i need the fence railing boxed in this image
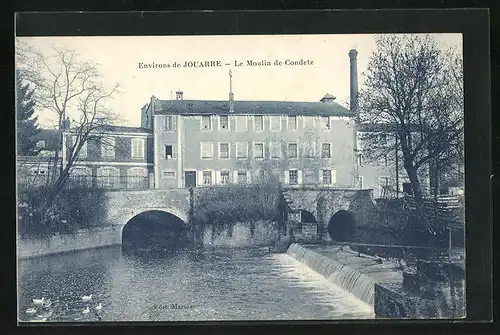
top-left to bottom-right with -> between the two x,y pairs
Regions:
18,175 -> 150,190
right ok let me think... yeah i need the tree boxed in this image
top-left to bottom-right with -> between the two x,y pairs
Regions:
16,76 -> 41,156
358,34 -> 464,235
16,44 -> 120,198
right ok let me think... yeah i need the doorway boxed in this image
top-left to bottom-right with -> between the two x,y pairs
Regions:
185,171 -> 196,188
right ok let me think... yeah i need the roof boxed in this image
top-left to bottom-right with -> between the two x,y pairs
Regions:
97,125 -> 152,134
320,93 -> 336,100
154,100 -> 352,117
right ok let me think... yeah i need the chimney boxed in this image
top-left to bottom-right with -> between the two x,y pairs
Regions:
176,90 -> 183,100
349,49 -> 359,114
229,70 -> 234,112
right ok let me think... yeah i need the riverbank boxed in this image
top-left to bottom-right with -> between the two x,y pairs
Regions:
285,243 -> 465,318
17,225 -> 121,260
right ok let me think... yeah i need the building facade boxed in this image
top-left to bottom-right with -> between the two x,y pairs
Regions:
57,48 -> 436,198
62,126 -> 154,189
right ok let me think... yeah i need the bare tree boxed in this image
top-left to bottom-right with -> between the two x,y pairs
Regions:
16,43 -> 121,199
358,34 -> 464,234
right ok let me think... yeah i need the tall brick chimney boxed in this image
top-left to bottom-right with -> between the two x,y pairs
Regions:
229,69 -> 234,112
349,49 -> 359,114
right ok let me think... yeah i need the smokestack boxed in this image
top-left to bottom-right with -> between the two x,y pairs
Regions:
349,49 -> 359,114
229,70 -> 234,112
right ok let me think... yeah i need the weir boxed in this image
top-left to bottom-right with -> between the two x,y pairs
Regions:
286,243 -> 403,307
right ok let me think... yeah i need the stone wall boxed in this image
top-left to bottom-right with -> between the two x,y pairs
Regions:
202,221 -> 278,248
17,226 -> 122,260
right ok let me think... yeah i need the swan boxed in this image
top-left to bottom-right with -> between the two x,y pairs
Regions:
25,308 -> 37,315
82,306 -> 90,314
42,299 -> 52,309
81,294 -> 92,301
32,298 -> 44,305
95,303 -> 103,311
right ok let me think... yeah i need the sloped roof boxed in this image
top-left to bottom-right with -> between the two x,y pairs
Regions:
97,125 -> 152,134
154,100 -> 351,117
320,93 -> 336,100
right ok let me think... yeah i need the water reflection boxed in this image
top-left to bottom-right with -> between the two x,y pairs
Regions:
18,245 -> 374,322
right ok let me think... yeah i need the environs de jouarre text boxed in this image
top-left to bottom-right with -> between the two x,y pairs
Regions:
138,59 -> 314,69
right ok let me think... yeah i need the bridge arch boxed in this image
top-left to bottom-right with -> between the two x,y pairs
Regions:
327,210 -> 356,242
121,209 -> 192,252
300,210 -> 317,224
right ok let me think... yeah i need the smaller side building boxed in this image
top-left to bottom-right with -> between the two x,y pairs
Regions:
62,125 -> 154,189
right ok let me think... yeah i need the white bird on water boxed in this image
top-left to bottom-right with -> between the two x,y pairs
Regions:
25,308 -> 37,315
82,306 -> 90,314
32,298 -> 44,305
81,294 -> 92,301
95,303 -> 103,311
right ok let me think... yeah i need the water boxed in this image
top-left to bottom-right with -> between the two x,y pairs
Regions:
18,246 -> 374,322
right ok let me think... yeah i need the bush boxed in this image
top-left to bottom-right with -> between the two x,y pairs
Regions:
193,182 -> 281,229
18,185 -> 107,239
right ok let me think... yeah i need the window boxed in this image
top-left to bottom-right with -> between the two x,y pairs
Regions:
258,170 -> 265,181
304,116 -> 314,129
201,115 -> 212,130
321,116 -> 330,130
304,142 -> 315,158
323,170 -> 332,184
165,116 -> 173,131
220,115 -> 229,130
128,168 -> 147,189
270,116 -> 281,131
101,137 -> 115,158
254,115 -> 263,131
30,168 -> 46,176
73,136 -> 87,158
98,167 -> 118,188
321,143 -> 331,158
254,143 -> 264,158
201,142 -> 213,159
289,170 -> 298,185
236,142 -> 248,159
357,176 -> 364,189
237,171 -> 247,184
162,171 -> 176,178
287,116 -> 297,130
219,143 -> 229,159
236,115 -> 247,132
288,143 -> 298,158
131,138 -> 145,159
220,171 -> 230,185
203,171 -> 213,185
270,142 -> 281,159
164,145 -> 175,160
357,153 -> 363,166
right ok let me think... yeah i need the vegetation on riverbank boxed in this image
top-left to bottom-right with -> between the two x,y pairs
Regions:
18,184 -> 107,240
192,181 -> 283,235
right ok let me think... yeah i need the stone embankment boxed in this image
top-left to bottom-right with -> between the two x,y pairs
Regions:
286,243 -> 465,318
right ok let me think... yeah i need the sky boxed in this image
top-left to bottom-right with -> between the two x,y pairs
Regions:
17,34 -> 462,128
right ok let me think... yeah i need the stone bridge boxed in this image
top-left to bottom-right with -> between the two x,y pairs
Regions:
281,186 -> 376,239
104,189 -> 192,241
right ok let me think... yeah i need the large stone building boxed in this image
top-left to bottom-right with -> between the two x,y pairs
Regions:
59,48 -> 431,198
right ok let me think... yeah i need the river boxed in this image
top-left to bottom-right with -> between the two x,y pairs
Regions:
18,246 -> 374,322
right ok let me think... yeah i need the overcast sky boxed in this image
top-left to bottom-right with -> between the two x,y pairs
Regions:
18,34 -> 462,128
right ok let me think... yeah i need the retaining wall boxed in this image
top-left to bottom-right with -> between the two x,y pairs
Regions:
17,226 -> 122,259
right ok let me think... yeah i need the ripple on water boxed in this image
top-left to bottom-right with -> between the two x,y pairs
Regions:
18,246 -> 374,322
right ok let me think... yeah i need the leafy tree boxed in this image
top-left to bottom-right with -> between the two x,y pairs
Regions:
16,77 -> 41,156
358,34 -> 463,235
